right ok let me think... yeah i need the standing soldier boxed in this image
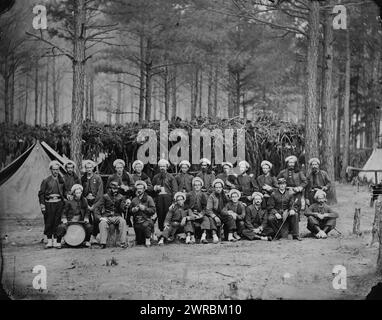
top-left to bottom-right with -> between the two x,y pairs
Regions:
216,162 -> 238,193
257,160 -> 278,206
267,178 -> 301,241
196,158 -> 215,194
305,190 -> 338,239
130,180 -> 156,247
131,160 -> 153,194
98,181 -> 129,249
152,159 -> 178,232
62,160 -> 81,200
305,158 -> 331,206
237,160 -> 259,205
277,155 -> 307,215
81,160 -> 104,244
175,160 -> 194,193
106,159 -> 135,197
38,161 -> 65,249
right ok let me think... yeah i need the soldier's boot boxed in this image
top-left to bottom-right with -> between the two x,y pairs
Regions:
45,238 -> 53,249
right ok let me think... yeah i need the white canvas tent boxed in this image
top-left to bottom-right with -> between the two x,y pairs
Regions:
358,148 -> 382,183
0,141 -> 65,219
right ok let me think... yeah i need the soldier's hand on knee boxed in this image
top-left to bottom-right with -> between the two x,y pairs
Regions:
275,213 -> 282,220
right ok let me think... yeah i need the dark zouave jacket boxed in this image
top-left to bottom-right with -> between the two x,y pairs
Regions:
152,172 -> 178,197
257,174 -> 278,196
305,203 -> 338,219
222,200 -> 246,221
38,175 -> 65,205
131,172 -> 153,193
99,191 -> 127,218
81,172 -> 104,208
305,170 -> 331,199
175,172 -> 194,193
62,172 -> 81,198
216,172 -> 238,190
237,173 -> 259,196
277,169 -> 307,190
206,191 -> 229,217
129,192 -> 156,224
195,171 -> 215,194
244,205 -> 268,229
185,190 -> 208,215
164,203 -> 191,224
62,197 -> 89,221
267,189 -> 297,215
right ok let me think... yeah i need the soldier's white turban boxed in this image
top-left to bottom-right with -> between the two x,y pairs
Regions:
113,159 -> 125,168
229,189 -> 241,198
71,184 -> 83,194
285,155 -> 298,163
309,158 -> 320,166
158,159 -> 170,167
179,160 -> 191,168
212,178 -> 225,188
222,162 -> 233,168
192,177 -> 204,186
83,160 -> 96,168
314,190 -> 326,200
261,160 -> 273,169
64,160 -> 76,168
49,160 -> 61,169
134,180 -> 147,189
132,160 -> 144,169
238,161 -> 250,169
199,158 -> 211,166
174,192 -> 186,201
252,192 -> 264,200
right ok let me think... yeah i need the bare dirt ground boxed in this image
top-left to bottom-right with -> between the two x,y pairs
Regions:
1,183 -> 382,300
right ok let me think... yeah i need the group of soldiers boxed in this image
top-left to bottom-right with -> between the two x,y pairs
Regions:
38,155 -> 339,249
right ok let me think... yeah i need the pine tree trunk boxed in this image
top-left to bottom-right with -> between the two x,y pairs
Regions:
85,72 -> 90,120
171,66 -> 177,119
34,64 -> 38,126
52,56 -> 59,124
10,65 -> 15,124
194,68 -> 199,118
39,81 -> 43,125
164,66 -> 170,120
341,29 -> 351,182
207,64 -> 213,118
190,70 -> 195,119
70,0 -> 86,170
145,36 -> 152,121
198,70 -> 203,117
321,6 -> 337,204
4,73 -> 9,123
89,71 -> 94,121
116,73 -> 122,125
305,0 -> 320,164
213,64 -> 218,118
45,58 -> 49,126
139,35 -> 145,122
24,72 -> 28,123
235,71 -> 240,117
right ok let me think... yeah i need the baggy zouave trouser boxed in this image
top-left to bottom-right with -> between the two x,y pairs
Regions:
43,196 -> 64,238
99,216 -> 127,245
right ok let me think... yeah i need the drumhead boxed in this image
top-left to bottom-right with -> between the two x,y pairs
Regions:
64,223 -> 86,247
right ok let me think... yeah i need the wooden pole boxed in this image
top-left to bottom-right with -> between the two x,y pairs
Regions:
376,196 -> 382,274
353,208 -> 361,235
372,196 -> 382,246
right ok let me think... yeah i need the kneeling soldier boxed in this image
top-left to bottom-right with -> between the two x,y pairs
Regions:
56,184 -> 93,248
267,178 -> 301,241
158,192 -> 192,245
98,181 -> 129,249
305,190 -> 339,239
130,180 -> 156,247
242,192 -> 273,241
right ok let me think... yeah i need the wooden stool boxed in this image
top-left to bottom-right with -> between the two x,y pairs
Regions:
106,224 -> 121,247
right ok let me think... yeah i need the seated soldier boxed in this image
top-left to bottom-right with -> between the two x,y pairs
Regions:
242,192 -> 273,241
222,189 -> 246,240
185,177 -> 208,243
56,184 -> 93,248
158,192 -> 193,245
130,180 -> 156,247
267,178 -> 301,241
305,190 -> 339,239
237,160 -> 259,205
206,179 -> 236,242
98,181 -> 129,249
